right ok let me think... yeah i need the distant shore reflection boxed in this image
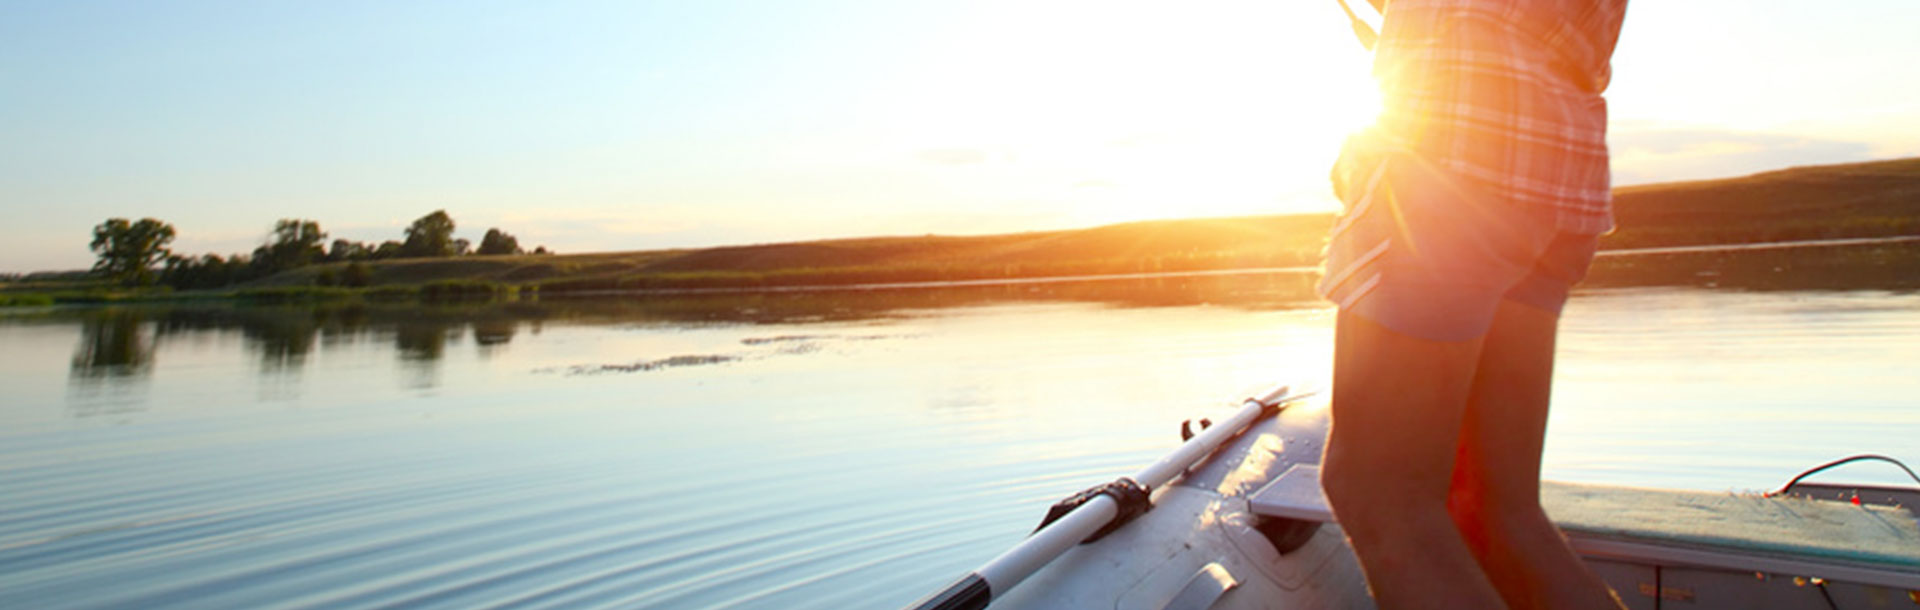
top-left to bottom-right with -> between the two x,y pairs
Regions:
45,271 -> 1324,394
35,241 -> 1920,403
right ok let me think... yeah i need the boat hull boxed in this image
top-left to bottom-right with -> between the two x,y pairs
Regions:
992,397 -> 1374,609
990,394 -> 1920,609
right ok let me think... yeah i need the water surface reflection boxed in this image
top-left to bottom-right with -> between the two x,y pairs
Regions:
71,309 -> 156,379
45,271 -> 1327,393
2,269 -> 1917,609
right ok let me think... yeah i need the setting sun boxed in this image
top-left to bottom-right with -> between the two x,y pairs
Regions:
4,0 -> 1915,271
854,0 -> 1382,229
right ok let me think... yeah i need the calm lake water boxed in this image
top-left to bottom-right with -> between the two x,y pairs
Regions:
3,276 -> 1917,609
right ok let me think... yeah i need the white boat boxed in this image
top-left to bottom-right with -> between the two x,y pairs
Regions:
909,387 -> 1920,609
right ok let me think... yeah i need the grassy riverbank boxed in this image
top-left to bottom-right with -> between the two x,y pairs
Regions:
6,156 -> 1917,305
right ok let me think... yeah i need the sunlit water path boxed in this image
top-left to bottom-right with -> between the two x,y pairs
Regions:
2,285 -> 1916,609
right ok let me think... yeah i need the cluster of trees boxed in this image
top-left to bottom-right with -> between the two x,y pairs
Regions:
90,218 -> 178,286
89,210 -> 548,288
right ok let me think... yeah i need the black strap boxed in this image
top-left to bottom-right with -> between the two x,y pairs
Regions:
1032,477 -> 1152,544
904,573 -> 991,610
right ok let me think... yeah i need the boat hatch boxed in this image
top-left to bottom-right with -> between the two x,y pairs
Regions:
1247,464 -> 1332,523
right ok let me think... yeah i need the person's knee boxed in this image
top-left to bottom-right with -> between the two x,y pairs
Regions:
1319,446 -> 1363,509
1451,490 -> 1554,542
1321,444 -> 1448,524
1446,478 -> 1486,529
1321,450 -> 1393,534
1449,468 -> 1544,521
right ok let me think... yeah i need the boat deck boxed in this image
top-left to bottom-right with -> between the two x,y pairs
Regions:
1545,482 -> 1920,568
1250,465 -> 1920,589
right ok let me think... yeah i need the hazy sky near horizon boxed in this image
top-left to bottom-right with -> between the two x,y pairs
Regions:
5,0 -> 1918,273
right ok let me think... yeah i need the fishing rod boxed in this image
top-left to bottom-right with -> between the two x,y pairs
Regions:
905,385 -> 1311,610
1333,0 -> 1381,50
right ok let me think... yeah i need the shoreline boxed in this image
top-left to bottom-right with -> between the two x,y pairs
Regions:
5,234 -> 1917,308
10,153 -> 1920,305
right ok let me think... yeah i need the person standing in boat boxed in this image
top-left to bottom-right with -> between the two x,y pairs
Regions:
1315,0 -> 1629,608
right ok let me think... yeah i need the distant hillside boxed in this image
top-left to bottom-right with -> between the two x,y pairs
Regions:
232,156 -> 1920,292
1605,156 -> 1920,249
642,214 -> 1336,274
249,215 -> 1337,291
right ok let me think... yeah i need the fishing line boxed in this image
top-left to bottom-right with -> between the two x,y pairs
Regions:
1766,453 -> 1920,497
1332,0 -> 1379,50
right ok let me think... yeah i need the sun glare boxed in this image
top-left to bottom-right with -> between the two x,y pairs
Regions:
870,1 -> 1381,230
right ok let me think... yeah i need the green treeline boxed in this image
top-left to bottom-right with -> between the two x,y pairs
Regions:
87,210 -> 550,291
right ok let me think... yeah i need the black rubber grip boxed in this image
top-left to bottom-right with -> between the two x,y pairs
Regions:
905,573 -> 991,610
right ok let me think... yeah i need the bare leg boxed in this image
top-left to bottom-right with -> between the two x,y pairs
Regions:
1322,309 -> 1506,609
1448,299 -> 1623,610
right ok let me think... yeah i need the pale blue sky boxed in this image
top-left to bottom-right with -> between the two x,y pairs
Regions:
5,0 -> 1918,273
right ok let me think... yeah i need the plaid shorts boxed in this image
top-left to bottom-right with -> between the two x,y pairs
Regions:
1314,0 -> 1622,341
1317,154 -> 1598,342
1371,0 -> 1624,235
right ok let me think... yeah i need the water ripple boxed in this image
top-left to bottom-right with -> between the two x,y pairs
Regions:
3,288 -> 1915,608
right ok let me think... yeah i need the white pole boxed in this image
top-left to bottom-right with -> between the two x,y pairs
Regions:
905,385 -> 1307,610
